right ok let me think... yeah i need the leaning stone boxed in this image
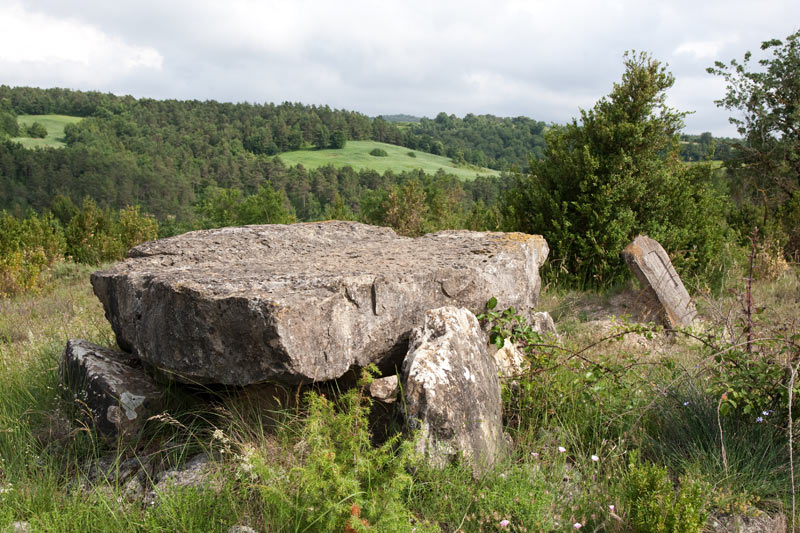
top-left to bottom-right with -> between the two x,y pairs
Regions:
402,306 -> 504,477
622,235 -> 696,328
92,221 -> 548,385
59,339 -> 162,439
369,375 -> 399,403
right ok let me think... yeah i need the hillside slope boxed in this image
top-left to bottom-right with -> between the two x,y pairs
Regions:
277,141 -> 498,181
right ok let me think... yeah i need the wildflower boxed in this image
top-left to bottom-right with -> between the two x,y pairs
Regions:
500,519 -> 510,528
683,401 -> 690,406
558,446 -> 566,453
531,452 -> 539,458
574,523 -> 582,529
756,416 -> 764,423
591,455 -> 599,462
609,505 -> 615,512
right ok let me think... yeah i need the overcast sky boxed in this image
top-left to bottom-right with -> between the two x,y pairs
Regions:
1,1 -> 798,136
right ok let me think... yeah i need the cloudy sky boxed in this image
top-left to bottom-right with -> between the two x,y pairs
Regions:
1,1 -> 798,136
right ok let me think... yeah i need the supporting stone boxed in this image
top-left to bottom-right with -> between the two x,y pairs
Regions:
402,306 -> 504,477
59,339 -> 162,439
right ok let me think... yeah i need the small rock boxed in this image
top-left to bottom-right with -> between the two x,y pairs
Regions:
59,339 -> 162,440
492,340 -> 528,378
369,375 -> 399,403
708,512 -> 786,533
228,527 -> 257,533
8,522 -> 30,533
532,311 -> 557,335
154,453 -> 212,490
402,306 -> 505,477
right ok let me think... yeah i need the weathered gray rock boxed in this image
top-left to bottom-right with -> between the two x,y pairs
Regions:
143,453 -> 218,505
622,235 -> 696,328
492,340 -> 528,378
369,375 -> 399,403
532,311 -> 557,335
402,306 -> 504,476
709,512 -> 786,533
59,339 -> 162,439
92,222 -> 548,385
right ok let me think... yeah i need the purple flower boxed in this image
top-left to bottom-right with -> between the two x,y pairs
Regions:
500,519 -> 510,528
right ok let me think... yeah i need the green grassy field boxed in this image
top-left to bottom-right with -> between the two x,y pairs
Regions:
11,114 -> 83,149
277,140 -> 499,180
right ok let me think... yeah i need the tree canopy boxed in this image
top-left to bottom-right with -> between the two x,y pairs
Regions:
708,29 -> 800,253
505,52 -> 729,288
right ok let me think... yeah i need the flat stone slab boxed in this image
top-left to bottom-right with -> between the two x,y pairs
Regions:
59,339 -> 162,439
92,222 -> 548,385
622,235 -> 696,328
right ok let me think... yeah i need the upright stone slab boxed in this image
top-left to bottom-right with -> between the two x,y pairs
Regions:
91,222 -> 548,385
402,306 -> 504,477
622,235 -> 696,328
59,339 -> 162,439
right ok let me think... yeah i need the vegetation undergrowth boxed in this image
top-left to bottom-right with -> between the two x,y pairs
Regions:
1,249 -> 797,531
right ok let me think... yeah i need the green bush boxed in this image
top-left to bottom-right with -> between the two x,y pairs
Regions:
26,121 -> 48,138
0,210 -> 65,296
407,151 -> 416,158
616,451 -> 708,532
369,148 -> 388,157
65,198 -> 158,264
242,367 -> 420,531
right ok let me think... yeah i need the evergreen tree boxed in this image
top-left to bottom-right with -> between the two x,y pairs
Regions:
506,52 -> 728,288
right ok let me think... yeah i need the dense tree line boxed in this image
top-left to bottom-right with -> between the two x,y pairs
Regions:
679,132 -> 738,161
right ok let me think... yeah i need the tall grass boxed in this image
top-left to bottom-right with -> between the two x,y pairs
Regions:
1,259 -> 798,531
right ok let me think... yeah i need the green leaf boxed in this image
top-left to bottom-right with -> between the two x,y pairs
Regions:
486,296 -> 497,310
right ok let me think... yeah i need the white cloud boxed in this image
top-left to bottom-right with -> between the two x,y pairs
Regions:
5,0 -> 800,135
674,41 -> 725,60
0,1 -> 162,86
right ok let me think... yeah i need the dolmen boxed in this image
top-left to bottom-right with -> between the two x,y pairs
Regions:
64,221 -> 550,473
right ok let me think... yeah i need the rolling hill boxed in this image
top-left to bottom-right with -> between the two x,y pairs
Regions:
276,141 -> 499,181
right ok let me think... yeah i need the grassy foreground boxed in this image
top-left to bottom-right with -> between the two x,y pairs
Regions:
10,115 -> 83,149
0,257 -> 798,531
277,141 -> 499,181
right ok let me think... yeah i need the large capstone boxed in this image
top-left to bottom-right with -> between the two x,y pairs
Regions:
91,222 -> 548,385
402,306 -> 505,476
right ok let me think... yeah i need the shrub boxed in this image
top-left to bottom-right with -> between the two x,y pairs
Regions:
407,151 -> 416,158
616,451 -> 709,532
0,210 -> 65,297
26,121 -> 48,139
369,148 -> 388,157
66,198 -> 158,264
239,367 -> 420,530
